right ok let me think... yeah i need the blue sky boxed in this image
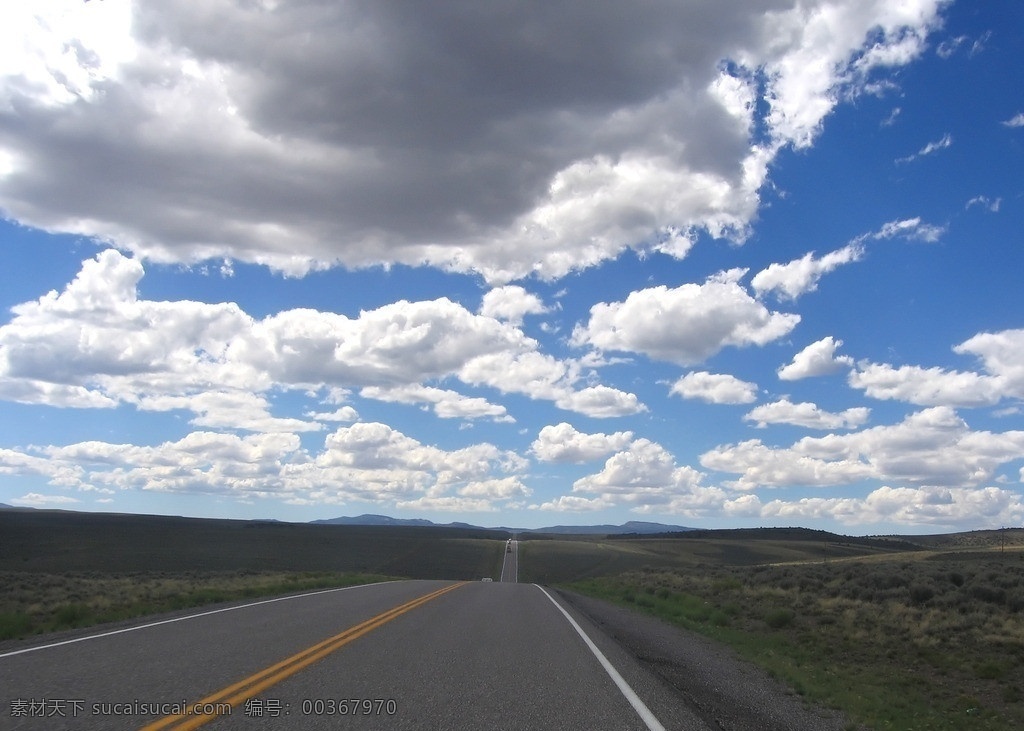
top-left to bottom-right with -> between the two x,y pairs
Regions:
1,0 -> 1022,532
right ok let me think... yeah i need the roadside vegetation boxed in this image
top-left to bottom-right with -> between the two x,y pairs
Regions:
569,547 -> 1024,730
5,509 -> 1023,729
0,570 -> 393,640
0,510 -> 507,641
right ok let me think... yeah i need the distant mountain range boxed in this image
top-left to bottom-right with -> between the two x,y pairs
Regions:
0,505 -> 692,533
310,513 -> 695,535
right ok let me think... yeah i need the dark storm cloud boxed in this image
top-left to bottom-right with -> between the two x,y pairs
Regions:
0,0 -> 942,279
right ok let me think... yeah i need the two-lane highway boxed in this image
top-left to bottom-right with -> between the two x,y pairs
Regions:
500,537 -> 518,582
1,575 -> 709,729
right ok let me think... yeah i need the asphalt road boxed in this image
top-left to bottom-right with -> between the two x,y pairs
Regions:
0,578 -> 715,730
500,538 -> 518,582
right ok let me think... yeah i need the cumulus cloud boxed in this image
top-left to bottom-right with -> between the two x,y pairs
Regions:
752,243 -> 864,300
533,495 -> 612,513
305,406 -> 359,423
849,363 -> 1004,408
479,286 -> 549,325
571,269 -> 799,365
0,0 -> 946,281
778,336 -> 854,380
554,385 -> 647,419
3,422 -> 531,511
701,439 -> 875,491
760,485 -> 1024,529
670,371 -> 758,404
702,406 -> 1024,491
743,398 -> 870,430
849,328 -> 1024,408
531,423 -> 634,463
0,250 -> 639,423
360,385 -> 513,423
955,329 -> 1024,394
561,439 -> 727,517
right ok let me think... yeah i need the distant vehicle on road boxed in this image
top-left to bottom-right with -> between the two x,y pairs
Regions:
481,577 -> 493,582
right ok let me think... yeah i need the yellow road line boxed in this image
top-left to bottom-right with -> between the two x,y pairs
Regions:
140,582 -> 466,730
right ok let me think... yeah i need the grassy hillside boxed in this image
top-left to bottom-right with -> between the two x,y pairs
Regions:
566,538 -> 1024,730
0,509 -> 507,577
518,529 -> 916,584
0,510 -> 512,641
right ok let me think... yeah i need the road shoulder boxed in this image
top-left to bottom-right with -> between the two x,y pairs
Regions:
554,589 -> 859,731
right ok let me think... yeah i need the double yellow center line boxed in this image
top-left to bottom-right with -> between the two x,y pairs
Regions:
141,581 -> 466,730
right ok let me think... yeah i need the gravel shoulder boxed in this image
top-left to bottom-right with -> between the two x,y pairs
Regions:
555,588 -> 860,731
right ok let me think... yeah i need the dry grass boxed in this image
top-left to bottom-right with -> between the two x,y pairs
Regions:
571,547 -> 1024,729
0,570 -> 394,639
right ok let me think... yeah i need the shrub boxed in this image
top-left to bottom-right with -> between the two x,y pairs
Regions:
0,611 -> 32,640
909,584 -> 934,605
1006,590 -> 1024,613
976,661 -> 1006,680
765,608 -> 795,629
53,603 -> 91,628
971,585 -> 1006,604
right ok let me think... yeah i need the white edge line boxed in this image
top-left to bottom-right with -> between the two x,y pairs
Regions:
0,580 -> 395,660
535,585 -> 666,731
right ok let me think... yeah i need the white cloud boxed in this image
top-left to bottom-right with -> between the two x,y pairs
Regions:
0,448 -> 83,486
138,391 -> 321,433
305,406 -> 359,423
752,243 -> 864,300
848,329 -> 1024,409
457,350 -> 645,418
778,336 -> 854,380
479,286 -> 549,325
43,431 -> 302,496
760,485 -> 1024,529
701,439 -> 875,491
564,439 -> 727,516
11,492 -> 80,507
571,269 -> 799,366
532,495 -> 612,513
0,250 -> 639,423
881,106 -> 902,126
531,423 -> 634,463
965,196 -> 1001,213
744,398 -> 870,430
395,496 -> 502,514
954,329 -> 1024,394
1,422 -> 532,512
360,385 -> 513,423
871,216 -> 945,242
849,363 -> 1004,408
751,217 -> 943,303
670,371 -> 758,404
0,1 -> 946,281
457,477 -> 532,501
296,423 -> 530,507
554,385 -> 647,419
1001,113 -> 1024,128
896,133 -> 952,163
703,406 -> 1024,491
